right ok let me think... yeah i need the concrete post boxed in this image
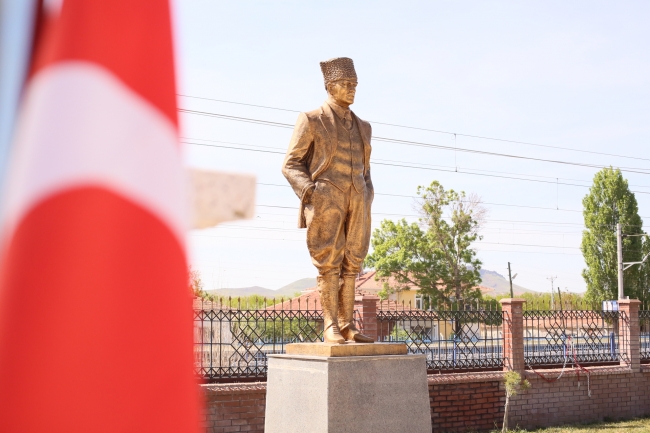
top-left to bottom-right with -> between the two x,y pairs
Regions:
356,294 -> 379,341
618,299 -> 641,372
500,298 -> 526,372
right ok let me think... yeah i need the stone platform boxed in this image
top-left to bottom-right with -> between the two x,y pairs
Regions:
264,352 -> 431,433
285,342 -> 407,357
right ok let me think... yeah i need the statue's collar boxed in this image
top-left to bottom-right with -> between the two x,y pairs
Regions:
325,100 -> 351,121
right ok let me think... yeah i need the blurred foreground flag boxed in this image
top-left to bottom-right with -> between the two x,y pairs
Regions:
0,2 -> 200,432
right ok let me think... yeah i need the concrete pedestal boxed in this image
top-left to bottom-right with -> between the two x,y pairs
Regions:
264,352 -> 431,433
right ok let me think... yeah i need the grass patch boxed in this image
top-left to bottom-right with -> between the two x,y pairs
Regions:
494,416 -> 650,432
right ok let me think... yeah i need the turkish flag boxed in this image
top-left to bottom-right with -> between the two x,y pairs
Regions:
0,2 -> 200,432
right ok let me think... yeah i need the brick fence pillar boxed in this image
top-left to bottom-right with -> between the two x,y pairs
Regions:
618,299 -> 641,372
500,298 -> 526,372
356,294 -> 379,341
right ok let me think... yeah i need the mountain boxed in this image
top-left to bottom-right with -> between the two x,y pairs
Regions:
276,277 -> 317,293
205,270 -> 533,299
204,277 -> 317,299
204,286 -> 277,299
479,269 -> 536,295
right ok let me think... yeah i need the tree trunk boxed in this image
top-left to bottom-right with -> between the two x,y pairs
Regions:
502,394 -> 510,433
454,281 -> 462,338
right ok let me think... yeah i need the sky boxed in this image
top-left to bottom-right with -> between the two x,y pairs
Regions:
173,1 -> 650,294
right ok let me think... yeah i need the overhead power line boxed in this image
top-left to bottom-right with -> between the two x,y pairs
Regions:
179,110 -> 650,176
254,181 -> 583,211
189,232 -> 581,254
183,140 -> 650,198
177,94 -> 650,163
182,136 -> 650,190
183,141 -> 650,224
203,222 -> 582,236
253,211 -> 586,227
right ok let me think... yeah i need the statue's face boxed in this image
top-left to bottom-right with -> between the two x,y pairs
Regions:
328,80 -> 357,106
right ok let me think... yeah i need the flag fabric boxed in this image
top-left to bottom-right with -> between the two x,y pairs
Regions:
0,2 -> 200,432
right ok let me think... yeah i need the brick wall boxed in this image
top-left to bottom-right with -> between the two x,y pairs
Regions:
201,367 -> 650,433
509,366 -> 650,430
201,383 -> 266,433
429,372 -> 504,432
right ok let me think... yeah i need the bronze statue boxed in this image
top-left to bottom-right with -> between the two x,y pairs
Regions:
282,57 -> 374,344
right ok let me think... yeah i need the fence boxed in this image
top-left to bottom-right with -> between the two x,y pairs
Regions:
376,307 -> 505,371
641,310 -> 650,362
194,296 -> 647,383
193,297 -> 506,382
523,310 -> 625,367
194,304 -> 323,382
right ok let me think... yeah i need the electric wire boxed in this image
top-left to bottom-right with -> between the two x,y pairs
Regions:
184,141 -> 650,218
179,110 -> 650,175
177,94 -> 650,163
189,232 -> 582,254
184,137 -> 650,191
200,222 -> 583,236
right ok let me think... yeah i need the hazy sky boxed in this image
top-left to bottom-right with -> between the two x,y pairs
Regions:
173,1 -> 650,293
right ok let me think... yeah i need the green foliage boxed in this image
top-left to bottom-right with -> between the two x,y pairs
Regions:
483,292 -> 591,310
232,317 -> 321,343
504,372 -> 528,391
377,281 -> 393,300
189,267 -> 204,297
200,294 -> 287,310
503,371 -> 530,397
197,289 -> 299,310
637,239 -> 650,303
366,218 -> 442,296
502,371 -> 531,433
494,417 -> 650,432
581,168 -> 645,304
365,181 -> 484,305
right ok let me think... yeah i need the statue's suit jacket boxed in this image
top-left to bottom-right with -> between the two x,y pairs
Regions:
282,102 -> 373,228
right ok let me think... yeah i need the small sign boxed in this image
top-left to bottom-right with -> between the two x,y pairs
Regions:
190,169 -> 256,229
602,300 -> 618,311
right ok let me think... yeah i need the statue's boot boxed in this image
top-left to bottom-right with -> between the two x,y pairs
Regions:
319,274 -> 345,344
338,275 -> 374,343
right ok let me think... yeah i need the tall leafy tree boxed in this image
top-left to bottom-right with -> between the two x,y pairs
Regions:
637,237 -> 650,304
365,181 -> 484,305
581,167 -> 644,304
364,219 -> 444,301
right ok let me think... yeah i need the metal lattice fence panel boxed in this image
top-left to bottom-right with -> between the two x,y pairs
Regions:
523,310 -> 624,366
194,307 -> 323,382
376,308 -> 505,371
641,310 -> 650,362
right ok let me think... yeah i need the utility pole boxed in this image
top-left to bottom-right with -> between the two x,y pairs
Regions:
547,276 -> 557,310
508,262 -> 514,298
616,227 -> 650,300
617,223 -> 624,299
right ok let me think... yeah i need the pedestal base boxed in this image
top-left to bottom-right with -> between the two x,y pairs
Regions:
285,342 -> 407,357
264,353 -> 431,433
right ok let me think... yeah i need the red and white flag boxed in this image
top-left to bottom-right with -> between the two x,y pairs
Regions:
0,2 -> 200,431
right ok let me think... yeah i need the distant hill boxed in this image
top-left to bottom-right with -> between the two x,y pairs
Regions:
479,269 -> 535,295
204,286 -> 277,299
276,277 -> 317,293
205,271 -> 532,299
205,277 -> 317,300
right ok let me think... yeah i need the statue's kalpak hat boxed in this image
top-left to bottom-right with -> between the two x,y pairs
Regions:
320,57 -> 357,86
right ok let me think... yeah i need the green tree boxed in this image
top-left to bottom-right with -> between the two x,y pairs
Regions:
581,167 -> 644,304
502,371 -> 530,432
365,218 -> 442,301
365,181 -> 484,306
636,237 -> 650,304
189,267 -> 204,297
